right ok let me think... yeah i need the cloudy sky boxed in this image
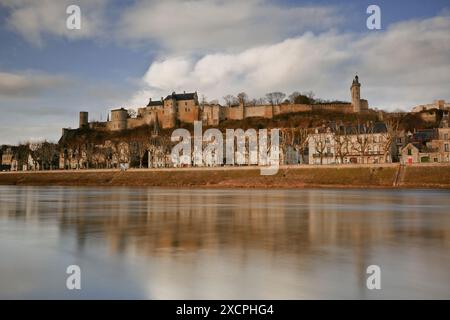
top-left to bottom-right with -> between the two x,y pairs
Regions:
0,0 -> 449,144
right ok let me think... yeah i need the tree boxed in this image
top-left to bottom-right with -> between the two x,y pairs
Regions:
255,97 -> 266,105
294,127 -> 310,164
383,116 -> 402,162
265,92 -> 286,106
305,91 -> 316,103
351,122 -> 374,164
200,95 -> 207,107
294,94 -> 313,104
35,141 -> 58,170
237,92 -> 249,106
127,109 -> 137,118
289,91 -> 301,104
312,133 -> 327,165
280,127 -> 309,164
333,127 -> 351,164
223,95 -> 238,107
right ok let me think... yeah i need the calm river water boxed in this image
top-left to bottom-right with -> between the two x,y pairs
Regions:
0,186 -> 449,299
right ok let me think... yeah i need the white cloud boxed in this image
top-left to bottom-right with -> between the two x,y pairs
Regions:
130,14 -> 450,111
0,71 -> 70,97
118,0 -> 342,53
0,0 -> 108,46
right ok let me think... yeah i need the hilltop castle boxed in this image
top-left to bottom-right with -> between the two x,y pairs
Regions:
74,75 -> 369,131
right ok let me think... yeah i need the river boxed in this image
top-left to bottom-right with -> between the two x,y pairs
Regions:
0,186 -> 449,299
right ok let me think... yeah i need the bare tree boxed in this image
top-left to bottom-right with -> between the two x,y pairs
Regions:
382,116 -> 401,162
333,127 -> 351,164
223,95 -> 238,107
295,127 -> 310,164
312,133 -> 327,165
200,94 -> 208,107
237,92 -> 249,106
266,92 -> 286,106
255,97 -> 266,105
351,122 -> 374,164
132,139 -> 149,168
305,91 -> 316,103
289,91 -> 301,104
35,141 -> 58,170
127,109 -> 137,118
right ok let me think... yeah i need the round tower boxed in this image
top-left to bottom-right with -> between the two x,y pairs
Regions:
79,111 -> 88,128
351,75 -> 361,113
110,108 -> 128,131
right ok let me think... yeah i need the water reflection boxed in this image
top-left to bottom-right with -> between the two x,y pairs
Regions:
0,186 -> 449,299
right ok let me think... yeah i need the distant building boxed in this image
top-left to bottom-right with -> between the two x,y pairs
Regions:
1,147 -> 14,170
63,76 -> 370,135
308,122 -> 391,165
411,100 -> 450,113
400,111 -> 450,164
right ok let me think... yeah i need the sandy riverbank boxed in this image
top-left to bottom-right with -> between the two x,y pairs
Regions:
1,164 -> 450,189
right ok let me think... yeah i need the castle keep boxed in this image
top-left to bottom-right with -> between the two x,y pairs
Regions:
71,76 -> 369,131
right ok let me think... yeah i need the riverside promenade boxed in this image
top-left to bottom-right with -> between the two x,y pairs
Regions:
1,163 -> 449,189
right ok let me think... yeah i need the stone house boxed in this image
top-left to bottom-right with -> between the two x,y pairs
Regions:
308,123 -> 391,165
400,112 -> 450,164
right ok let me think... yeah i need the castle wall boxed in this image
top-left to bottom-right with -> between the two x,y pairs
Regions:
312,103 -> 353,113
202,105 -> 221,126
224,105 -> 244,120
360,99 -> 369,112
275,104 -> 312,115
127,118 -> 146,129
244,105 -> 268,118
178,100 -> 200,124
163,99 -> 177,129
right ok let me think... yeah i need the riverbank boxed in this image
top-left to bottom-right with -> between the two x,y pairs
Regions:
1,164 -> 450,189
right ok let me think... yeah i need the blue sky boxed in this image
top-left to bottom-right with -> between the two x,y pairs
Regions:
0,0 -> 449,144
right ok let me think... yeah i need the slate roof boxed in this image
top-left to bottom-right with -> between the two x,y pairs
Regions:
164,92 -> 196,101
330,122 -> 387,134
147,100 -> 163,107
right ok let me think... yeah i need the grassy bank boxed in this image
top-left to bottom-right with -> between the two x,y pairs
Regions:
1,164 -> 449,189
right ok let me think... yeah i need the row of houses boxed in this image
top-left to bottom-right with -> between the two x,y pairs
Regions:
308,113 -> 450,165
0,147 -> 42,171
400,116 -> 450,164
2,114 -> 450,171
0,142 -> 59,172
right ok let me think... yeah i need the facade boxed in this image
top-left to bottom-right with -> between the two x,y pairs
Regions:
1,147 -> 14,167
401,111 -> 450,164
308,123 -> 391,165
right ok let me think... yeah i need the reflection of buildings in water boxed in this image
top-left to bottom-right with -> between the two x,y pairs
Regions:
2,187 -> 450,259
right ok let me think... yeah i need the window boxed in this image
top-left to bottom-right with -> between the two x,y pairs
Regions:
445,144 -> 449,152
445,133 -> 449,140
407,148 -> 412,155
